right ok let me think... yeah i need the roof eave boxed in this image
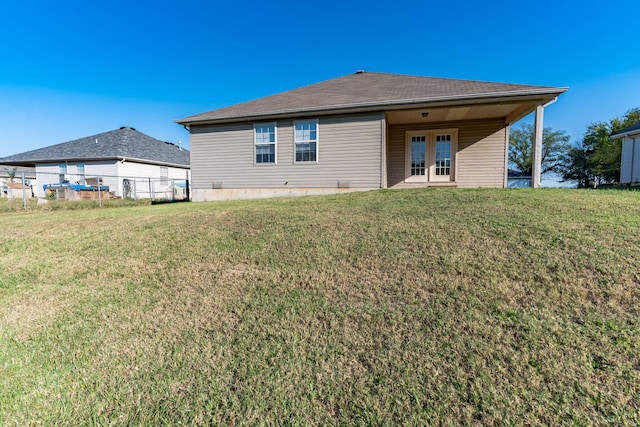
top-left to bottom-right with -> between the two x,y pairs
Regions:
120,156 -> 190,168
176,88 -> 567,126
611,130 -> 640,139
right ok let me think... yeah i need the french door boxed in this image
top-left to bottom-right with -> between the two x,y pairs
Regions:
405,129 -> 457,182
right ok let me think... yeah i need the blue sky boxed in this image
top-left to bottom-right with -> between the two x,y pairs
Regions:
1,0 -> 639,163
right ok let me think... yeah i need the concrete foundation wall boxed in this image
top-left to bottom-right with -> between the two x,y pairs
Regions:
192,187 -> 375,202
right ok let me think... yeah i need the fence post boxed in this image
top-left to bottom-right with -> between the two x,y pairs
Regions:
21,172 -> 27,210
148,178 -> 152,202
98,176 -> 102,208
186,179 -> 190,201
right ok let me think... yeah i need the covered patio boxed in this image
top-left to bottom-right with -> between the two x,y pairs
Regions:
383,93 -> 560,188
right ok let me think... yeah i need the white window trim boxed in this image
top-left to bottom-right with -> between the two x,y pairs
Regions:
254,122 -> 277,165
405,128 -> 458,183
293,119 -> 319,164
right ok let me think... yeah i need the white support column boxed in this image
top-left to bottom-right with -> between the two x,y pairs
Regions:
504,125 -> 510,188
532,104 -> 544,188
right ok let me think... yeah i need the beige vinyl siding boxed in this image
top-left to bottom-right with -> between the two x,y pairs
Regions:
190,113 -> 384,189
456,119 -> 507,188
387,119 -> 507,188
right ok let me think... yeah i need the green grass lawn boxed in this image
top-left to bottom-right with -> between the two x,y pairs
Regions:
1,188 -> 639,425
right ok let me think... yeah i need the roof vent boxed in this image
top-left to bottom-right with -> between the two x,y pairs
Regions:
355,70 -> 365,74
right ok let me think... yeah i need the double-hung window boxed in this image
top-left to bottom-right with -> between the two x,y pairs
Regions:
160,166 -> 168,184
294,119 -> 318,162
254,123 -> 276,164
59,163 -> 67,183
76,163 -> 85,184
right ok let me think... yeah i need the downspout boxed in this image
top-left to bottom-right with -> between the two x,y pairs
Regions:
631,137 -> 636,183
381,114 -> 387,188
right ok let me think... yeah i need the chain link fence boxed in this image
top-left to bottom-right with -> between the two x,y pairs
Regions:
1,169 -> 190,208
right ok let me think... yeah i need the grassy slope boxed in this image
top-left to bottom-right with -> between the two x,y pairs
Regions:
0,188 -> 638,425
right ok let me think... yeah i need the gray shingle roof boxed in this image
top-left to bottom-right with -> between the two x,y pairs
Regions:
0,127 -> 190,167
613,121 -> 640,137
177,71 -> 567,125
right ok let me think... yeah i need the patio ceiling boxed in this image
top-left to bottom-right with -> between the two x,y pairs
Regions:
385,98 -> 542,126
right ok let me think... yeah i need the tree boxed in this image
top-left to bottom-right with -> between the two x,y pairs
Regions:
6,167 -> 17,182
559,108 -> 640,187
586,108 -> 640,184
557,145 -> 593,188
509,123 -> 570,176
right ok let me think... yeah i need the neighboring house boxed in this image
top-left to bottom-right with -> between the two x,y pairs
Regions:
176,71 -> 566,201
0,127 -> 190,198
0,165 -> 36,198
507,169 -> 532,188
612,122 -> 640,184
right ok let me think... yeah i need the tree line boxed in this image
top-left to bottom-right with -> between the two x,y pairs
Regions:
509,107 -> 640,187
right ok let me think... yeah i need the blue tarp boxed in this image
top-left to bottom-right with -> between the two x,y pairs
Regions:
43,183 -> 109,192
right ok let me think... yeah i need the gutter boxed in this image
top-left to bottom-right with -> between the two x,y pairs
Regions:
0,157 -> 190,169
114,156 -> 190,169
611,131 -> 640,139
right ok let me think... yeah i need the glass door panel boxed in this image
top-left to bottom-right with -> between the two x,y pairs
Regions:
433,134 -> 451,180
410,136 -> 426,177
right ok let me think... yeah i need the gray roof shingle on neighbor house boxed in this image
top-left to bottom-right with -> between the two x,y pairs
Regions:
177,71 -> 567,125
612,121 -> 640,137
0,127 -> 190,167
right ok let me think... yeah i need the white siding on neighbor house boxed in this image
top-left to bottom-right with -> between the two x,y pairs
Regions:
620,136 -> 640,184
190,113 -> 384,189
120,161 -> 189,181
387,119 -> 507,188
35,161 -> 119,197
35,161 -> 189,198
119,161 -> 189,199
621,138 -> 633,183
84,161 -> 120,196
633,139 -> 640,183
36,163 -> 61,197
